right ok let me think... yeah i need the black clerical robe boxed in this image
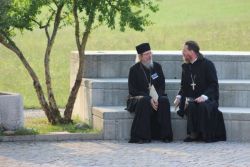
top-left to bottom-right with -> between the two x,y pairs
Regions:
178,57 -> 226,142
126,62 -> 173,143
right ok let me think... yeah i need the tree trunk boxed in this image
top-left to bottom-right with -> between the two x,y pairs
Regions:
44,4 -> 64,123
63,50 -> 85,123
63,0 -> 94,123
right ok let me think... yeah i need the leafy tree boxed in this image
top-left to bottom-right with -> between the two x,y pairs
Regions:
0,0 -> 158,124
0,0 -> 67,124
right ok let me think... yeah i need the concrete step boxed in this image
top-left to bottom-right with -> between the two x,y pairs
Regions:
81,78 -> 250,108
92,106 -> 250,142
70,51 -> 250,80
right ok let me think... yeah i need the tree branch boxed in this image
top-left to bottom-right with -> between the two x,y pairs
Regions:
64,1 -> 96,122
44,2 -> 65,121
31,19 -> 46,29
72,0 -> 81,51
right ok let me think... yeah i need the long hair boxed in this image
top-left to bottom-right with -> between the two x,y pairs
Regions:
135,54 -> 153,68
135,54 -> 140,63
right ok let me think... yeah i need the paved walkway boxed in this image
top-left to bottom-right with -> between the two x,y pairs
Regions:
0,110 -> 248,166
1,140 -> 250,167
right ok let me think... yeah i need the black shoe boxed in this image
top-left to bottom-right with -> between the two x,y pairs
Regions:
162,139 -> 172,143
128,139 -> 139,143
129,139 -> 151,144
184,137 -> 198,142
138,139 -> 151,144
177,110 -> 185,118
137,140 -> 145,144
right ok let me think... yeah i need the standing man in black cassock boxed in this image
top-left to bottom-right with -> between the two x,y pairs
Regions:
174,40 -> 226,142
126,43 -> 173,144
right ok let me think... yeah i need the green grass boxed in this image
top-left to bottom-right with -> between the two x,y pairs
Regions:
0,117 -> 96,136
1,0 -> 250,108
0,127 -> 39,136
24,117 -> 97,134
13,128 -> 39,136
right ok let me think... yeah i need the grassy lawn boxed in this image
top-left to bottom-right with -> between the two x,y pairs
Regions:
0,116 -> 97,136
24,117 -> 97,134
0,0 -> 250,108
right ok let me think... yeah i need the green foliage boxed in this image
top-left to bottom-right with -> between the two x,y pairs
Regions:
0,0 -> 11,31
73,0 -> 158,32
0,0 -> 45,37
1,0 -> 158,37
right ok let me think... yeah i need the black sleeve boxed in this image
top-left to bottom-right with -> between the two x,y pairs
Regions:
178,65 -> 185,97
203,60 -> 219,100
128,67 -> 147,96
156,64 -> 166,96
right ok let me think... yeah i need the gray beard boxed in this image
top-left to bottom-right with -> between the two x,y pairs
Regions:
142,60 -> 153,69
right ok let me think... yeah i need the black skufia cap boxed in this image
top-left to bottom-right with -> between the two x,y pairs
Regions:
136,43 -> 151,54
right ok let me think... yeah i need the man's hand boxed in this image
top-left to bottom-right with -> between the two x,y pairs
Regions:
195,96 -> 206,103
151,98 -> 158,111
174,97 -> 180,107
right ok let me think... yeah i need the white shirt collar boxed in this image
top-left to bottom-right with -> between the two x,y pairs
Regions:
190,58 -> 198,64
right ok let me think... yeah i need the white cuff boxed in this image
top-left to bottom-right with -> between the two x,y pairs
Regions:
201,95 -> 208,101
176,95 -> 181,99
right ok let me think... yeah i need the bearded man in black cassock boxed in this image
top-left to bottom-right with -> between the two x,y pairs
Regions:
174,40 -> 226,143
126,43 -> 173,144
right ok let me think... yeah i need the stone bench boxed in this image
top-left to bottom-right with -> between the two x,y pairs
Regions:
74,78 -> 250,124
0,92 -> 24,130
93,106 -> 250,141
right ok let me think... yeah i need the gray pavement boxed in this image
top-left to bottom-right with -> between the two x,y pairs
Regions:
1,140 -> 250,167
0,110 -> 248,166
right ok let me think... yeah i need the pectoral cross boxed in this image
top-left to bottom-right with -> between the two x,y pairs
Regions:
190,74 -> 196,90
191,81 -> 196,90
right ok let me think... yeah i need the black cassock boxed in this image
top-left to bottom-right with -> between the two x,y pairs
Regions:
178,57 -> 226,142
126,62 -> 173,142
